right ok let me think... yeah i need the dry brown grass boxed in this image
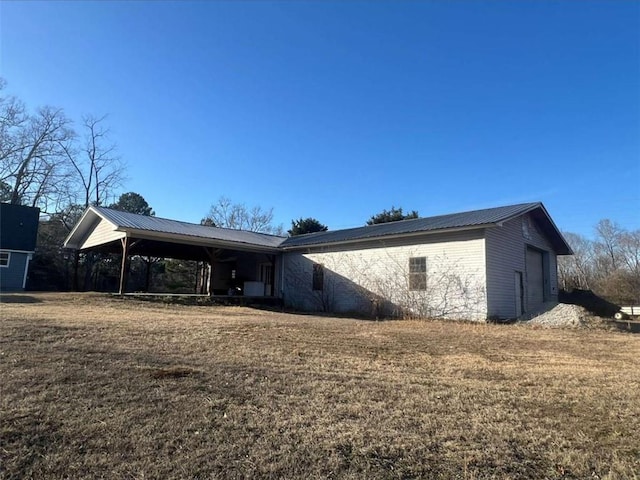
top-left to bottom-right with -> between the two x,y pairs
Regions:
1,292 -> 639,479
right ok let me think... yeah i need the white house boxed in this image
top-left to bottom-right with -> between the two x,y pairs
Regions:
279,203 -> 571,320
63,202 -> 572,321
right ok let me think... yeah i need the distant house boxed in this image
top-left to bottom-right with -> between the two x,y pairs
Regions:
0,203 -> 40,291
64,202 -> 572,321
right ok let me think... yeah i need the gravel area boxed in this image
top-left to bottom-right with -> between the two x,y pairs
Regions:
525,302 -> 610,328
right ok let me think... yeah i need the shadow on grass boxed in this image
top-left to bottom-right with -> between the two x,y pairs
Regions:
0,294 -> 43,304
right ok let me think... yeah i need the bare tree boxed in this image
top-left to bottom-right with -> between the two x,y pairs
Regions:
56,115 -> 124,292
0,80 -> 28,164
0,81 -> 74,211
560,222 -> 640,305
61,114 -> 123,208
619,230 -> 640,275
204,196 -> 284,235
594,219 -> 623,275
558,232 -> 595,290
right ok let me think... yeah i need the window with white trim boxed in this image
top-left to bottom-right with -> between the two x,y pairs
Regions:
0,251 -> 10,268
409,256 -> 427,291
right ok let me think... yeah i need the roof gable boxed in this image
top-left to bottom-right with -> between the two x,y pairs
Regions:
64,206 -> 286,252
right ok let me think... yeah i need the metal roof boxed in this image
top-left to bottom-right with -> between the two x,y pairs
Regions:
281,202 -> 571,254
66,206 -> 286,250
65,202 -> 572,255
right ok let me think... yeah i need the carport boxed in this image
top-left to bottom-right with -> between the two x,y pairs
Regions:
63,206 -> 284,296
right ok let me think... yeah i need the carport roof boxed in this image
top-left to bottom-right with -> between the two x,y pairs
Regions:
64,206 -> 286,253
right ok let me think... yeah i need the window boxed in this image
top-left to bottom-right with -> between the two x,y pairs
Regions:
0,252 -> 9,268
312,263 -> 324,291
409,257 -> 426,291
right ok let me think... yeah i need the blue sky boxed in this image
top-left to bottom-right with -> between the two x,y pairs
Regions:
1,1 -> 638,237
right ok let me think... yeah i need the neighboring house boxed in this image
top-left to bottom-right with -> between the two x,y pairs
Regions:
64,202 -> 572,321
0,203 -> 40,291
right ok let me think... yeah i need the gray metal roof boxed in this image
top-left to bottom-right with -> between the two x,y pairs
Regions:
92,206 -> 285,248
281,202 -> 571,253
65,202 -> 572,256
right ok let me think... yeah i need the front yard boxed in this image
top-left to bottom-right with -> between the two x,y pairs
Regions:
1,293 -> 639,479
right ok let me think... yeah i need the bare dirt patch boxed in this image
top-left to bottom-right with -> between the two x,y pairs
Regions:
1,292 -> 639,479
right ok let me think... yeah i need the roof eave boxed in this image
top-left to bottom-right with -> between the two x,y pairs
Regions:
116,227 -> 282,253
280,223 -> 494,250
63,207 -> 101,250
530,204 -> 574,255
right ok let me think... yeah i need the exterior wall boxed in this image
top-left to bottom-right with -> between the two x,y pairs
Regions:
82,219 -> 125,249
0,251 -> 31,291
485,213 -> 559,319
282,230 -> 487,320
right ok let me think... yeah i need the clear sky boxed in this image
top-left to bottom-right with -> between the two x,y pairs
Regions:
1,1 -> 638,237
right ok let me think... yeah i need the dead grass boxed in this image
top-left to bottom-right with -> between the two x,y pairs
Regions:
1,292 -> 639,479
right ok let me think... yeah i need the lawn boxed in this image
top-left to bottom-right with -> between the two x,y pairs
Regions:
1,293 -> 639,479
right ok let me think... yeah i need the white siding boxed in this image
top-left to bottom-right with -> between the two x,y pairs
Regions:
283,230 -> 487,321
82,219 -> 125,249
485,214 -> 559,319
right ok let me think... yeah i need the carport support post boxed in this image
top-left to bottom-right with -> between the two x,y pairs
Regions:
203,247 -> 218,296
119,237 -> 130,295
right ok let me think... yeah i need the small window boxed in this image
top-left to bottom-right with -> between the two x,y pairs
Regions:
0,252 -> 10,268
312,263 -> 324,291
409,257 -> 426,291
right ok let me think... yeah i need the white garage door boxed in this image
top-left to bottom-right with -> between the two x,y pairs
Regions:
526,248 -> 544,312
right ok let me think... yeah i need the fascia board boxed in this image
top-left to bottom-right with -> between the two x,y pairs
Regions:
63,207 -> 107,249
280,224 -> 492,251
519,203 -> 573,255
0,248 -> 36,254
119,227 -> 282,254
536,204 -> 574,255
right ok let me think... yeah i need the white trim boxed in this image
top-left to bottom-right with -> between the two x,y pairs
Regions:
0,251 -> 11,268
0,248 -> 35,255
22,253 -> 33,289
63,207 -> 99,249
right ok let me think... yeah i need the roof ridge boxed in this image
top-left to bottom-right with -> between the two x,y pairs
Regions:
289,202 -> 541,237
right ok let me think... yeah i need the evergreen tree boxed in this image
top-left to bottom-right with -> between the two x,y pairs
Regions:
109,192 -> 154,216
366,207 -> 418,225
288,217 -> 328,236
